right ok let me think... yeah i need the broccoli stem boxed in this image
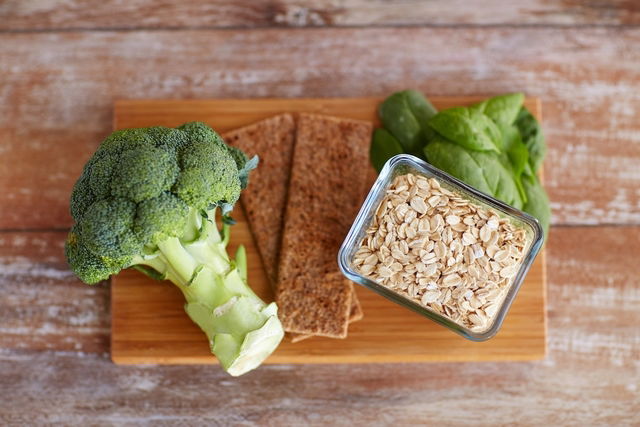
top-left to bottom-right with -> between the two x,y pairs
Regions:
133,208 -> 283,376
157,237 -> 199,285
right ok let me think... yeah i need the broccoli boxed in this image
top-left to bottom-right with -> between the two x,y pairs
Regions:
65,122 -> 283,376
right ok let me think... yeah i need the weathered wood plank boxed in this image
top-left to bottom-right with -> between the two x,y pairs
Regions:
547,226 -> 639,368
0,232 -> 109,353
0,348 -> 637,426
1,28 -> 639,229
1,0 -> 639,31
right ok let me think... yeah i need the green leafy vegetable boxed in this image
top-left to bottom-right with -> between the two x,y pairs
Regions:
473,93 -> 524,126
501,125 -> 529,176
515,107 -> 546,173
424,138 -> 523,209
378,89 -> 437,154
500,124 -> 530,204
370,128 -> 404,172
371,89 -> 550,239
428,107 -> 502,153
404,89 -> 438,126
65,122 -> 284,376
423,138 -> 492,195
522,174 -> 551,238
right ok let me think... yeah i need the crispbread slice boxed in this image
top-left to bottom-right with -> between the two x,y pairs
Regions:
223,114 -> 362,328
222,114 -> 296,286
276,113 -> 372,338
349,287 -> 364,322
290,285 -> 363,343
223,114 -> 365,340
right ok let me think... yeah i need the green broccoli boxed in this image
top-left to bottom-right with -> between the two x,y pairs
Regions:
65,122 -> 283,376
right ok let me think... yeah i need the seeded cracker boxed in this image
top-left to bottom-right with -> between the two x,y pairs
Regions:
276,113 -> 372,338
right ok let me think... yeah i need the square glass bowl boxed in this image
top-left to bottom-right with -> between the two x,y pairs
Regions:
338,154 -> 544,341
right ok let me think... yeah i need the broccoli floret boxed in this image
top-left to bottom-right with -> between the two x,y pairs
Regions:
65,227 -> 118,284
145,126 -> 179,145
135,192 -> 189,246
88,152 -> 117,199
143,126 -> 190,155
70,171 -> 95,222
174,140 -> 241,208
78,197 -> 141,261
178,121 -> 224,145
225,145 -> 257,189
100,128 -> 155,155
64,122 -> 281,376
110,147 -> 178,202
226,145 -> 248,170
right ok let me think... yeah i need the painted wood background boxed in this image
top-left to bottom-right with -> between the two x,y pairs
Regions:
0,2 -> 638,425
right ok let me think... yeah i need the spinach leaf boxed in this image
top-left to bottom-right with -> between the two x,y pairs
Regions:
424,138 -> 523,209
423,138 -> 492,194
500,124 -> 530,204
370,128 -> 405,173
428,107 -> 502,153
523,161 -> 534,178
522,174 -> 551,239
373,91 -> 549,237
405,89 -> 438,124
515,107 -> 546,173
378,90 -> 437,154
406,90 -> 438,149
473,93 -> 524,126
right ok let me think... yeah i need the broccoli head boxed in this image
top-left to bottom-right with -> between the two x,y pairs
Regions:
64,122 -> 283,377
67,122 -> 243,281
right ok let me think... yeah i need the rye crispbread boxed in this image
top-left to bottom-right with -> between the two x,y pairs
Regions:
223,113 -> 365,340
223,114 -> 297,285
290,285 -> 363,343
276,113 -> 372,338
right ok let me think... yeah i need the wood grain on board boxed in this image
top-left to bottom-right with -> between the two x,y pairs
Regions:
1,0 -> 639,30
0,226 -> 637,425
1,28 -> 639,230
110,97 -> 546,364
113,97 -> 540,131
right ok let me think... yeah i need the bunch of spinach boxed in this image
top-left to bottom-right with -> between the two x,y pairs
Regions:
371,90 -> 550,238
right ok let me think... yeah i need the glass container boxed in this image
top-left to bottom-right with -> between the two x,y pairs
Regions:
338,154 -> 544,341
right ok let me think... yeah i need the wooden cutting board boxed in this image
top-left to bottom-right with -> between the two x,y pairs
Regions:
111,97 -> 546,364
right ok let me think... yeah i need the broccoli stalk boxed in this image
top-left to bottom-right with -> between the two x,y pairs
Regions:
64,122 -> 283,376
132,206 -> 282,376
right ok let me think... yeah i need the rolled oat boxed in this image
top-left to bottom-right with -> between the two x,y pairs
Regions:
353,173 -> 528,332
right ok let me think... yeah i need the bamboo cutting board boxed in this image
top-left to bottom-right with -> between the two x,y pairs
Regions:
111,97 -> 546,364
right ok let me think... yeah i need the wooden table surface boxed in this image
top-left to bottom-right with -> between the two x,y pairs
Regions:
0,2 -> 638,425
